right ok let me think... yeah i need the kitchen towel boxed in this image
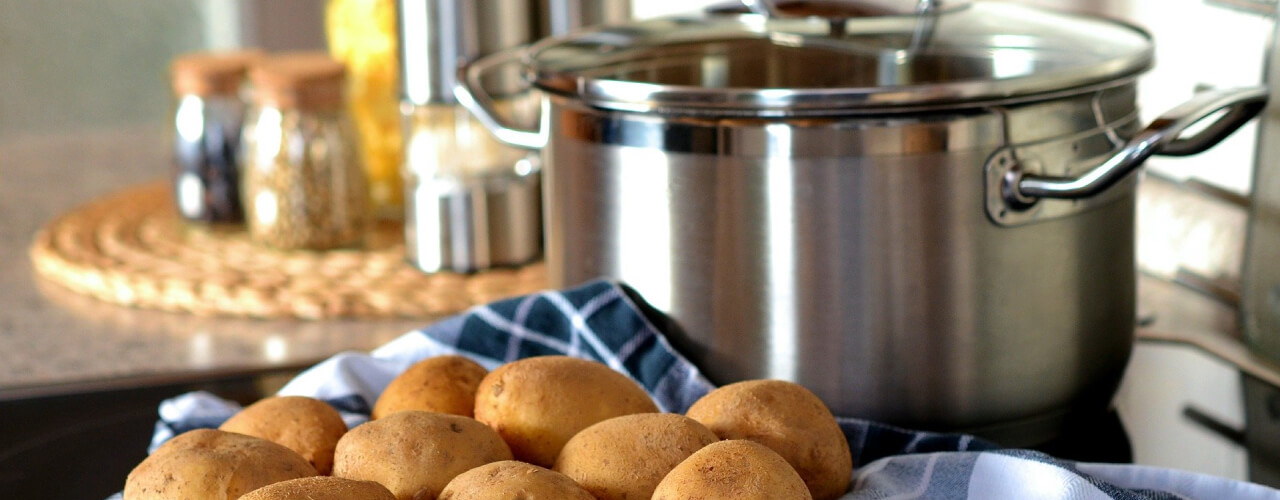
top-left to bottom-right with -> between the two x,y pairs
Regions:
112,280 -> 1280,500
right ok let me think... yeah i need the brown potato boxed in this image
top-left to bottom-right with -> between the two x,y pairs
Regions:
473,355 -> 658,466
218,396 -> 348,475
333,410 -> 513,500
685,380 -> 853,500
651,440 -> 812,500
124,429 -> 318,500
372,355 -> 488,419
240,477 -> 395,500
553,413 -> 718,500
438,461 -> 594,500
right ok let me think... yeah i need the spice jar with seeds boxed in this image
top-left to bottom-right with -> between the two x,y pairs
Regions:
241,52 -> 369,250
170,49 -> 261,224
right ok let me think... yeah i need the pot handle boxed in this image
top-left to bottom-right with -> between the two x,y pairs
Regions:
1003,86 -> 1268,206
453,46 -> 548,151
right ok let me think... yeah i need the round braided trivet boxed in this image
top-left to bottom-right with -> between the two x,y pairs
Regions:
30,182 -> 548,319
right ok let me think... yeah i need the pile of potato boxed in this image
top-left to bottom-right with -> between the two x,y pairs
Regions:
123,355 -> 853,500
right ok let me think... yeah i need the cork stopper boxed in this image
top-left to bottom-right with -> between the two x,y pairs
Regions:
170,49 -> 263,96
249,52 -> 348,111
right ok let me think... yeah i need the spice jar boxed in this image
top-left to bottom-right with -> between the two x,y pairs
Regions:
241,52 -> 369,250
170,50 -> 261,224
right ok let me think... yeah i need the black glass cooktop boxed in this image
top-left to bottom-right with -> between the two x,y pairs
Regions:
1048,339 -> 1280,488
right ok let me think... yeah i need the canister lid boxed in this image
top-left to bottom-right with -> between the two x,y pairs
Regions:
523,1 -> 1153,115
249,52 -> 348,110
170,49 -> 263,96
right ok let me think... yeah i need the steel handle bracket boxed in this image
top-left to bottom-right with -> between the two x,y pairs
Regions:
1002,86 -> 1267,206
454,46 -> 548,151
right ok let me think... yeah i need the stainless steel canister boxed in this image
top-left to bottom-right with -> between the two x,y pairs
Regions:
396,0 -> 629,272
458,2 -> 1268,445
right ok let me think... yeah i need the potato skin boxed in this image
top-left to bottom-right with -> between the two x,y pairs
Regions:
372,355 -> 488,419
218,396 -> 348,475
123,429 -> 318,500
240,477 -> 395,500
473,355 -> 659,467
332,410 -> 513,500
651,440 -> 813,500
438,461 -> 594,500
553,413 -> 718,500
685,380 -> 853,500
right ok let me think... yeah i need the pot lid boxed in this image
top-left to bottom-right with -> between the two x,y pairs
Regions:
523,0 -> 1154,115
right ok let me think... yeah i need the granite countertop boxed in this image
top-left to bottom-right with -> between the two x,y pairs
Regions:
0,126 -> 427,401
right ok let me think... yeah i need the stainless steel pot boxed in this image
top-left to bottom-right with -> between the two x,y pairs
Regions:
457,1 -> 1267,444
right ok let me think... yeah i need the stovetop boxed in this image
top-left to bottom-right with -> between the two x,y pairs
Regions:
1043,339 -> 1280,488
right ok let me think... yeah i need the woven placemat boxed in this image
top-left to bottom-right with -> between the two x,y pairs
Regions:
30,182 -> 548,319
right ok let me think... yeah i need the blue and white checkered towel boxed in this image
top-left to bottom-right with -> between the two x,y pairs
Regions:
113,281 -> 1280,500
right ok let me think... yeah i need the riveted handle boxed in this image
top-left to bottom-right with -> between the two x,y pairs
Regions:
453,45 -> 548,151
1004,86 -> 1267,206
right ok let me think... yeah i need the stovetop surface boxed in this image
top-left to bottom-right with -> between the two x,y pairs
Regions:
1063,339 -> 1280,488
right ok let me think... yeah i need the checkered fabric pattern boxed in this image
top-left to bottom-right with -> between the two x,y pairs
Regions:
112,280 -> 1280,500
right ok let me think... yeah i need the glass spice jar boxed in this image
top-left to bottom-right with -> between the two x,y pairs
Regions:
241,52 -> 369,250
170,50 -> 261,224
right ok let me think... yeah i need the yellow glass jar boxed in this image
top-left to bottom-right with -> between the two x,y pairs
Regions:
326,0 -> 402,220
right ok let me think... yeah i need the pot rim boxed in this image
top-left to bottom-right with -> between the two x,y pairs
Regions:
522,2 -> 1154,115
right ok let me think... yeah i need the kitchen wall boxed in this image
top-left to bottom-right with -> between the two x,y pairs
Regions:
0,0 -> 324,141
0,0 -> 207,139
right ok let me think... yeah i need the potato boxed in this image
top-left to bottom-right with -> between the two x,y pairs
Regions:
684,380 -> 852,500
438,461 -> 594,500
474,355 -> 658,466
240,477 -> 395,500
218,396 -> 347,475
651,440 -> 812,500
553,413 -> 718,500
372,355 -> 487,419
124,429 -> 318,500
333,410 -> 513,500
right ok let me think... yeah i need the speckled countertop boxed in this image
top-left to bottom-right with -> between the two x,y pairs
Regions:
0,127 -> 427,400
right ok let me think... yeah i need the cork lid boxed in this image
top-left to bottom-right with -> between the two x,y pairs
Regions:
170,49 -> 263,96
249,52 -> 348,110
